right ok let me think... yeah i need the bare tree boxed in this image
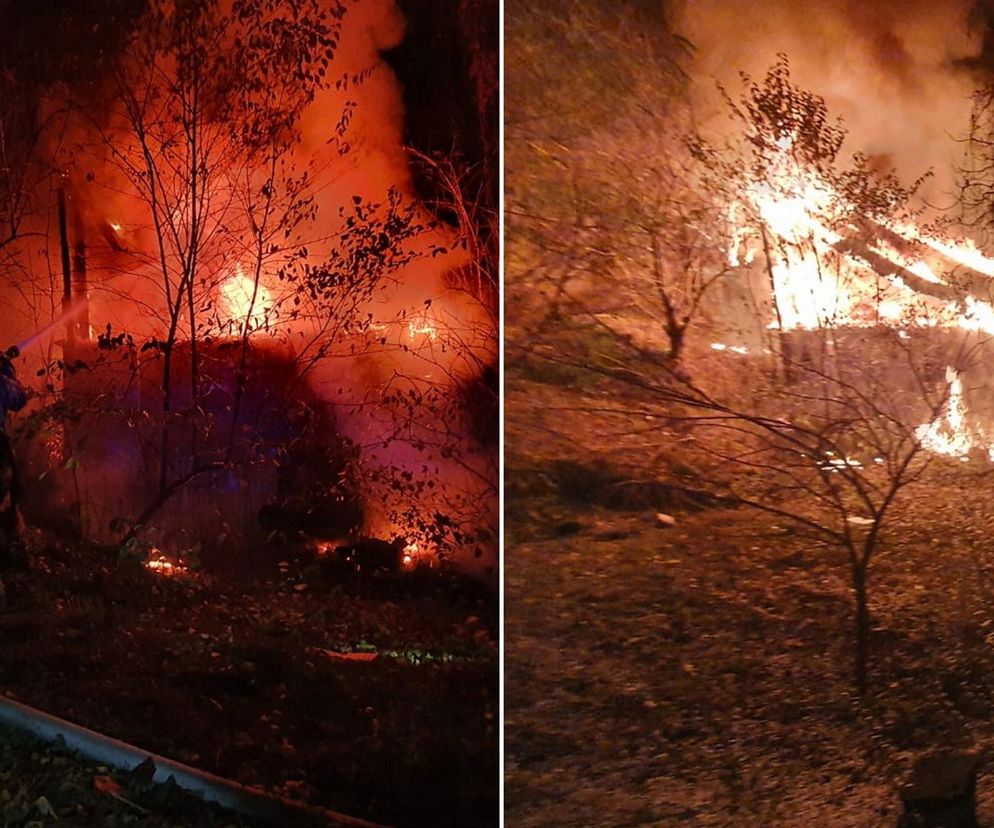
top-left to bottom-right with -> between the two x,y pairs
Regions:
511,54 -> 980,694
65,0 -> 424,542
505,0 -> 693,347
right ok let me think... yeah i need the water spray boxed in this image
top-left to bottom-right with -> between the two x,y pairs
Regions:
0,298 -> 91,376
10,298 -> 90,355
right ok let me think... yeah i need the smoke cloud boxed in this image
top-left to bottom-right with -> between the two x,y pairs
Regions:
671,0 -> 988,201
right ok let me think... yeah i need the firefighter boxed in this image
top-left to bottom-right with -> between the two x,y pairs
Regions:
0,348 -> 27,606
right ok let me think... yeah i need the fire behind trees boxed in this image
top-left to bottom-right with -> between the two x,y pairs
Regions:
505,2 -> 994,824
0,0 -> 497,571
505,0 -> 994,821
0,1 -> 497,825
507,0 -> 994,691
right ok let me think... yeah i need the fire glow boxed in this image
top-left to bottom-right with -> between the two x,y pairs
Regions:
218,266 -> 272,333
144,551 -> 189,576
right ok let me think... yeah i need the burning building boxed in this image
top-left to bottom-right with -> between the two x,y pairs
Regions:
0,0 -> 498,576
696,67 -> 994,464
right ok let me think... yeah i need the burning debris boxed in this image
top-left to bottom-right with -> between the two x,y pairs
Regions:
710,342 -> 749,354
325,536 -> 431,574
143,551 -> 189,577
914,366 -> 994,461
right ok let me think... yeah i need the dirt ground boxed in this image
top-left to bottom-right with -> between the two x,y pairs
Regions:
0,540 -> 498,828
505,367 -> 994,827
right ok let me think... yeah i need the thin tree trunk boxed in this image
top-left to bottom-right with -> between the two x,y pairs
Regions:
853,564 -> 870,696
186,275 -> 198,467
159,343 -> 173,496
56,186 -> 73,342
650,228 -> 687,363
185,62 -> 201,468
226,152 -> 278,462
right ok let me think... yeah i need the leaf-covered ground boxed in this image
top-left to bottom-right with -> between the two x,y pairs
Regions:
0,722 -> 246,826
505,367 -> 994,827
0,541 -> 498,828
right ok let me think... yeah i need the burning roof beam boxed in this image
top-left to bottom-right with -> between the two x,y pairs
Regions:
831,236 -> 960,302
831,218 -> 994,307
860,218 -> 994,299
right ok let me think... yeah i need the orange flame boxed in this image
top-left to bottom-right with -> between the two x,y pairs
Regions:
915,367 -> 993,461
144,550 -> 188,576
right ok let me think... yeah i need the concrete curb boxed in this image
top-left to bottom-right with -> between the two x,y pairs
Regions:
0,693 -> 387,827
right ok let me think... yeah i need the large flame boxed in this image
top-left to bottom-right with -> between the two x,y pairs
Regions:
729,139 -> 994,335
218,265 -> 272,333
726,137 -> 994,463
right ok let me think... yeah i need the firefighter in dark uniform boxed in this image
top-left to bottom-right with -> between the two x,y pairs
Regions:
0,348 -> 27,606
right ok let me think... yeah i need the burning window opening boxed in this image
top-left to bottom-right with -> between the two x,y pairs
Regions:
407,319 -> 439,342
